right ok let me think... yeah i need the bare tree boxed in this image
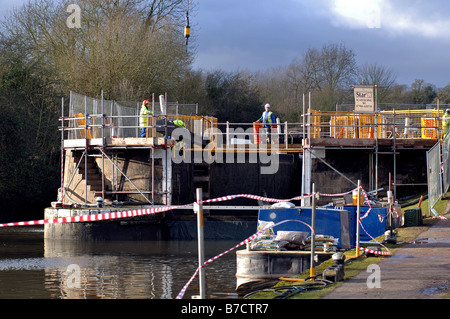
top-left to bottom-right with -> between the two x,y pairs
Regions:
436,85 -> 450,104
1,0 -> 194,100
287,42 -> 357,110
358,62 -> 397,102
319,42 -> 357,92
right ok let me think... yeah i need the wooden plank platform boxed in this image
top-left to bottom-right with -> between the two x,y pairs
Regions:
64,137 -> 176,149
63,137 -> 438,150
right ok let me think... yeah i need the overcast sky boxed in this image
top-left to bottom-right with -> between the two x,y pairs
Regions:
1,0 -> 449,88
191,0 -> 450,89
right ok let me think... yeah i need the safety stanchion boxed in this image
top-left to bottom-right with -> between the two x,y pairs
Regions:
356,180 -> 361,257
310,183 -> 316,278
194,188 -> 206,299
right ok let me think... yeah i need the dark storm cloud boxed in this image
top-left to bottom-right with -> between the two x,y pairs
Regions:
192,0 -> 450,87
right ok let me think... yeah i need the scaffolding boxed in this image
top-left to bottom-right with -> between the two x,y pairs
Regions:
301,95 -> 445,206
58,91 -> 445,209
309,109 -> 444,140
59,91 -> 218,208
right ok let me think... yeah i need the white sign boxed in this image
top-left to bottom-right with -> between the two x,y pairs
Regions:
354,86 -> 375,113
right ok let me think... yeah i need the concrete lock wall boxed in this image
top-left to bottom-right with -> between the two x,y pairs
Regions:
63,149 -> 302,207
209,153 -> 301,203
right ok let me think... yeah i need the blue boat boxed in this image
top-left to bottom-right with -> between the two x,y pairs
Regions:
256,205 -> 400,249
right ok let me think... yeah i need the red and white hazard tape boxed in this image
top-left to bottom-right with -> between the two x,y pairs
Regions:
0,193 -> 314,228
203,193 -> 313,204
0,185 -> 395,229
0,204 -> 190,228
176,224 -> 265,299
357,218 -> 391,256
358,185 -> 386,223
176,219 -> 314,299
320,188 -> 356,197
431,215 -> 449,220
0,187 -> 395,297
357,246 -> 390,256
390,206 -> 399,218
175,231 -> 259,299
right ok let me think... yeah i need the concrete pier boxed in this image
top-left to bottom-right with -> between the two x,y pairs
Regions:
44,207 -> 258,241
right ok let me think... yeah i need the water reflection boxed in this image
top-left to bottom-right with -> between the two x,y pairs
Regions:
0,226 -> 239,299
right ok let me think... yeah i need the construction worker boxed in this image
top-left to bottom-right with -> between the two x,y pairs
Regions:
140,100 -> 152,137
173,119 -> 186,129
443,109 -> 450,137
256,104 -> 277,143
168,119 -> 187,150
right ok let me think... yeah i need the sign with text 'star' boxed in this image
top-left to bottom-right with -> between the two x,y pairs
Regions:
354,85 -> 375,113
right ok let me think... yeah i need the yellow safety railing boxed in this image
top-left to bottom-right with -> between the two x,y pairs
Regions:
309,109 -> 444,140
142,114 -> 218,139
69,113 -> 218,140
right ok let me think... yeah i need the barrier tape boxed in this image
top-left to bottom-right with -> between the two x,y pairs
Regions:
176,219 -> 314,299
357,246 -> 390,256
358,218 -> 391,256
203,193 -> 314,204
0,193 -> 314,228
0,204 -> 190,228
320,188 -> 356,197
390,206 -> 399,218
431,215 -> 449,220
0,186 -> 383,229
359,185 -> 386,223
0,186 -> 395,297
175,226 -> 267,300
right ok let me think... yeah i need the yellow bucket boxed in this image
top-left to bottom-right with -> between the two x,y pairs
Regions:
352,190 -> 363,205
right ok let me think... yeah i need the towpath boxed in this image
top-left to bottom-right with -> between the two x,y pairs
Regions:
322,212 -> 450,299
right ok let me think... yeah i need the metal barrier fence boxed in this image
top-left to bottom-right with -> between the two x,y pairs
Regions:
65,91 -> 214,140
426,141 -> 442,212
442,132 -> 450,194
309,109 -> 443,139
63,91 -> 446,148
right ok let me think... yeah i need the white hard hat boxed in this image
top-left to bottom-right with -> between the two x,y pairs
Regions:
446,109 -> 450,113
265,103 -> 271,108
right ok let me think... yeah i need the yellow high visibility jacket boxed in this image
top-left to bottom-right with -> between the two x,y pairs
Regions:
140,104 -> 153,127
173,120 -> 186,128
443,113 -> 450,129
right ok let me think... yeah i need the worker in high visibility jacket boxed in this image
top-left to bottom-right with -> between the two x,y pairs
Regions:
140,100 -> 153,137
443,109 -> 450,137
163,120 -> 187,139
257,104 -> 276,128
256,104 -> 277,143
168,119 -> 187,150
173,119 -> 186,129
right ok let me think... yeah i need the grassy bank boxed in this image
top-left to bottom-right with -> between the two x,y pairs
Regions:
246,194 -> 448,299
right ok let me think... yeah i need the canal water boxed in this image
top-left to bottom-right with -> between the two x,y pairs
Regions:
0,226 -> 241,299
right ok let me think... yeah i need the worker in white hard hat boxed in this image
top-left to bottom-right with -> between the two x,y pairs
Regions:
256,104 -> 277,143
442,109 -> 450,137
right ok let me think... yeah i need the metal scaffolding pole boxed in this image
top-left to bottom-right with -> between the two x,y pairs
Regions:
98,148 -> 152,204
101,90 -> 105,202
84,95 -> 88,206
